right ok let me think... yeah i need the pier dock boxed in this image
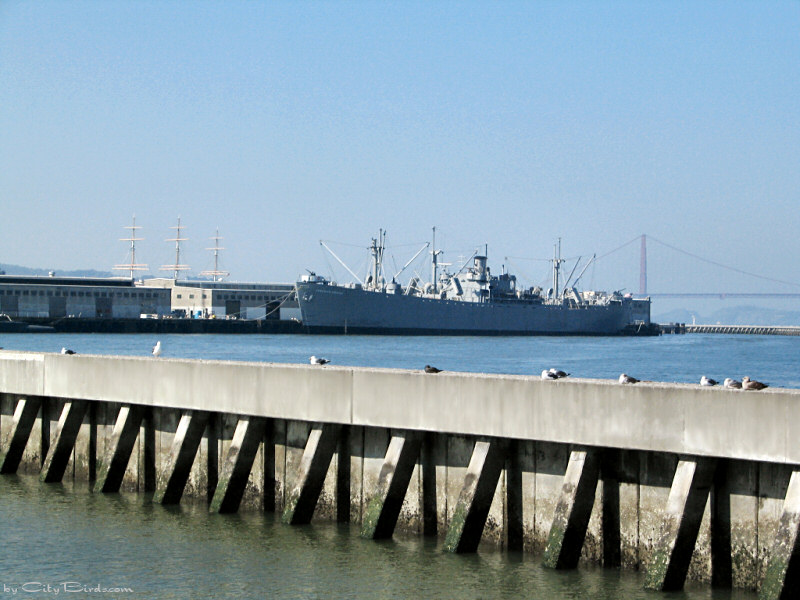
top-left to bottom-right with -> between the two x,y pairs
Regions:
686,324 -> 800,335
661,323 -> 800,336
1,351 -> 799,596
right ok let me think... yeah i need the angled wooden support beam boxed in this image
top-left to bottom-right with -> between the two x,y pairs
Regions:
155,410 -> 210,505
0,397 -> 43,474
760,470 -> 800,600
93,405 -> 145,493
40,400 -> 89,483
644,457 -> 717,591
209,416 -> 266,514
443,439 -> 506,553
543,448 -> 601,569
282,423 -> 342,525
361,431 -> 423,539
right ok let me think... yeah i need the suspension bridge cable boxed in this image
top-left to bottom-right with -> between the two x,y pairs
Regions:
647,235 -> 800,289
595,235 -> 642,262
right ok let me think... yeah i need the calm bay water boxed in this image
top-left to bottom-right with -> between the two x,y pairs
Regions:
1,332 -> 796,598
0,475 -> 755,600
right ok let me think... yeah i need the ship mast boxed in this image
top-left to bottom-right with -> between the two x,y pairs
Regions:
552,238 -> 564,300
160,217 -> 190,280
431,226 -> 442,295
369,229 -> 386,290
200,229 -> 229,282
113,215 -> 148,279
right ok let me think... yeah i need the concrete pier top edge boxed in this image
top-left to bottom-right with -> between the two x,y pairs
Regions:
1,349 -> 797,465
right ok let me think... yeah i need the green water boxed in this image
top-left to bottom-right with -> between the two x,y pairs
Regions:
0,475 -> 756,599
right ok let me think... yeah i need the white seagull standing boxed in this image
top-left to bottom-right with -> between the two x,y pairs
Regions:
619,373 -> 640,384
310,355 -> 330,365
700,376 -> 718,387
152,340 -> 162,358
541,369 -> 559,380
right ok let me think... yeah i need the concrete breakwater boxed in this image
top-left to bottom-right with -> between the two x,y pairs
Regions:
661,323 -> 800,336
686,325 -> 800,336
1,352 -> 799,597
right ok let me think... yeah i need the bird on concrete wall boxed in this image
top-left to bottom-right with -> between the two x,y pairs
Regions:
742,376 -> 768,391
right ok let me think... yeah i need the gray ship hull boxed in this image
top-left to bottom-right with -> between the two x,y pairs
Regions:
296,282 -> 652,336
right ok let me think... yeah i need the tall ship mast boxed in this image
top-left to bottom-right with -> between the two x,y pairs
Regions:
200,229 -> 229,282
113,215 -> 149,279
296,229 -> 654,336
160,217 -> 191,280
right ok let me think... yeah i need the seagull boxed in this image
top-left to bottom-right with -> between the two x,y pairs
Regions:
424,365 -> 442,373
619,373 -> 640,384
61,347 -> 76,355
742,376 -> 768,391
723,378 -> 742,389
541,369 -> 559,380
310,355 -> 330,365
700,376 -> 718,387
152,340 -> 162,358
549,368 -> 570,379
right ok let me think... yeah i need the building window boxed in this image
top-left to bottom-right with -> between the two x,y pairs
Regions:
176,294 -> 182,299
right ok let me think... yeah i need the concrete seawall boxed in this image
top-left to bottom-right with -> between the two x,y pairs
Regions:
2,350 -> 800,596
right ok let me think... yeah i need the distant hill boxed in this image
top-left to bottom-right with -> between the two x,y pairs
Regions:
0,263 -> 221,283
0,263 -> 118,278
654,305 -> 800,327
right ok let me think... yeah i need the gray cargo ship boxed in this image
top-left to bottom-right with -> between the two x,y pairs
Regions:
296,230 -> 653,336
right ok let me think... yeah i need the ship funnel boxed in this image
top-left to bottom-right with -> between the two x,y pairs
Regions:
474,256 -> 487,277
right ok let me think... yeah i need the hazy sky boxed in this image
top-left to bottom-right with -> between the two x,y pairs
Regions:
1,1 -> 798,313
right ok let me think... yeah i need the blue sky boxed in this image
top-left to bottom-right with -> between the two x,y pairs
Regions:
1,1 -> 798,314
